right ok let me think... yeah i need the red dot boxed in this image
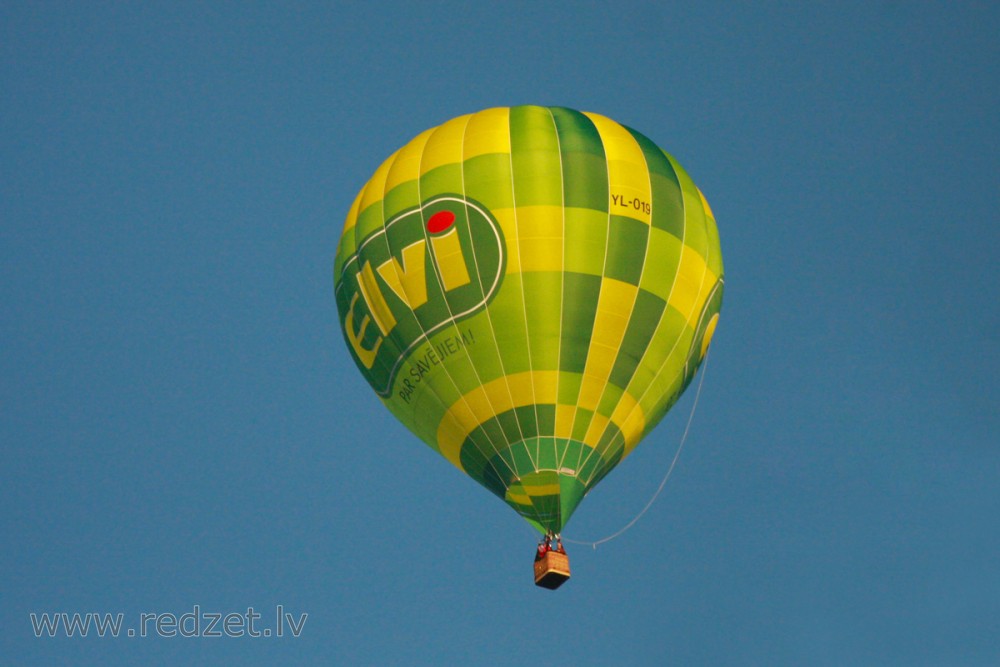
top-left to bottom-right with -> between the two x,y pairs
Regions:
427,210 -> 455,233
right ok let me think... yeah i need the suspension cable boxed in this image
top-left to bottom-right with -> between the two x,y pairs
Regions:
563,351 -> 711,549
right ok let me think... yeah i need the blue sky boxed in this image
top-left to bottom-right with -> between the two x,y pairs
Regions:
2,2 -> 997,665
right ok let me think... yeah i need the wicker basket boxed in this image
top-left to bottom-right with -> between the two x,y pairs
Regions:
534,550 -> 571,589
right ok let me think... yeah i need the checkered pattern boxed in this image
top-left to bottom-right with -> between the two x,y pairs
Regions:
335,106 -> 724,534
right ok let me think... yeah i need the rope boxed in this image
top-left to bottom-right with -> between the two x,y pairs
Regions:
563,351 -> 711,549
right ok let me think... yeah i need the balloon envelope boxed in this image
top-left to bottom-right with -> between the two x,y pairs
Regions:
335,106 -> 723,534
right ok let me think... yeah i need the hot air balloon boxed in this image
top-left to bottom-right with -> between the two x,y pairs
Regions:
334,106 -> 723,588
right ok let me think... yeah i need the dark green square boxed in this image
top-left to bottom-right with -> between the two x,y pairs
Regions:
605,215 -> 649,286
559,272 -> 602,373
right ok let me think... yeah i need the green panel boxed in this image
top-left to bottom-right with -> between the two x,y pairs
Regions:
522,271 -> 562,371
638,226 -> 683,302
586,445 -> 624,487
450,312 -> 505,383
557,474 -> 587,528
485,273 -> 531,374
493,408 -> 523,448
605,214 -> 649,286
567,432 -> 621,487
509,106 -> 563,207
533,436 -> 559,469
354,201 -> 386,246
334,225 -> 357,280
628,306 -> 690,398
419,163 -> 464,200
705,209 -> 724,277
556,371 -> 582,406
534,403 -> 556,437
643,363 -> 689,431
575,442 -> 614,484
595,426 -> 624,453
666,154 -> 708,258
628,129 -> 684,239
634,308 -> 694,421
461,154 -> 514,211
558,271 -> 602,374
382,181 -> 420,228
393,376 -> 454,450
462,443 -> 506,497
514,403 -> 541,441
470,417 -> 511,470
649,169 -> 686,239
570,408 -> 593,442
550,107 -> 608,211
564,207 -> 608,276
421,329 -> 481,390
506,438 -> 535,473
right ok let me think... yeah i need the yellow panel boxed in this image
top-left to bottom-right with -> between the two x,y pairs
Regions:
591,313 -> 628,348
554,404 -> 576,439
341,185 -> 364,235
516,205 -> 563,273
518,240 -> 562,273
420,114 -> 472,175
587,343 -> 618,379
359,149 -> 400,213
621,407 -> 646,455
611,393 -> 646,455
517,205 -> 564,239
463,107 -> 511,159
531,370 -> 559,403
587,280 -> 637,362
668,267 -> 699,324
577,370 -> 607,411
603,289 -> 636,318
667,245 -> 717,328
583,112 -> 651,225
575,278 -> 637,417
609,391 -> 638,427
700,313 -> 720,358
507,370 -> 556,406
698,188 -> 715,220
435,411 -> 473,471
593,279 -> 638,331
384,127 -> 434,194
521,483 -> 561,496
